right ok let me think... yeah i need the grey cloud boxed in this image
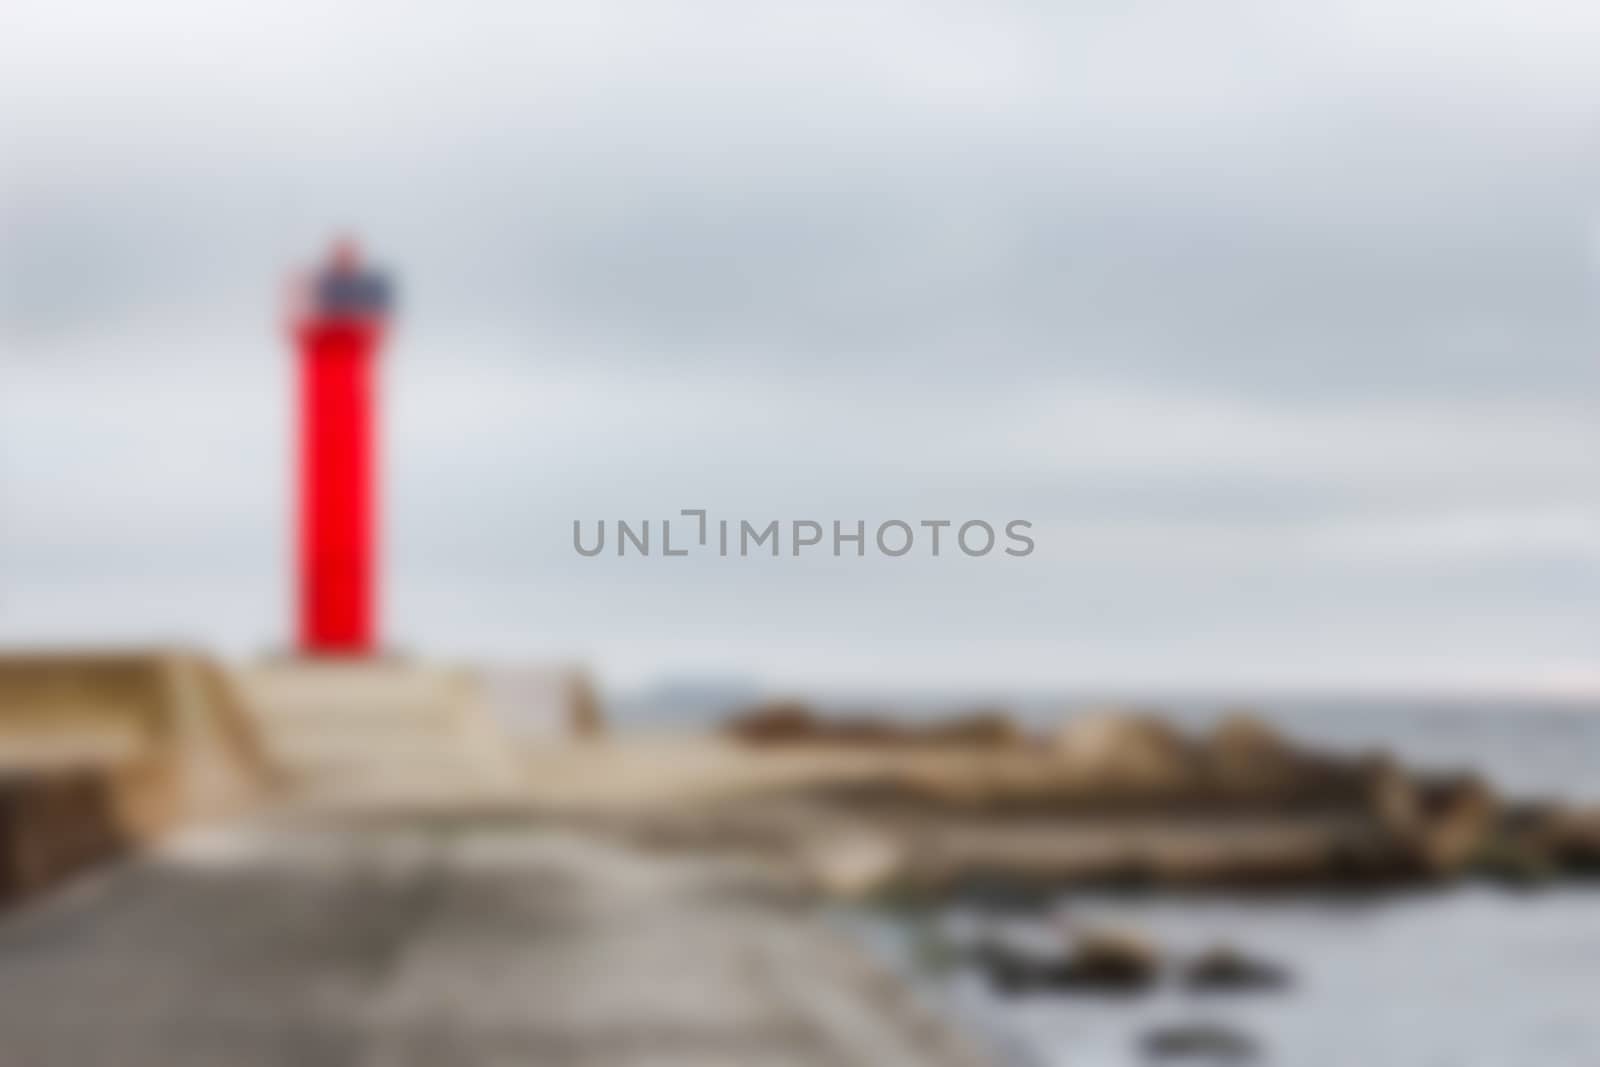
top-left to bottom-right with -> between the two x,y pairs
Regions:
4,3 -> 1599,400
3,1 -> 1598,686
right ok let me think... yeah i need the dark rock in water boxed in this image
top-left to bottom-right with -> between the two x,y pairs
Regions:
979,927 -> 1160,995
973,940 -> 1066,994
1182,945 -> 1291,992
1142,1022 -> 1260,1061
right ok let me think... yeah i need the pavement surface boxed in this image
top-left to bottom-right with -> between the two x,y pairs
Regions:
0,816 -> 990,1067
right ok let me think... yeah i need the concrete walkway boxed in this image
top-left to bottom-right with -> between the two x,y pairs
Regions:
0,817 -> 989,1067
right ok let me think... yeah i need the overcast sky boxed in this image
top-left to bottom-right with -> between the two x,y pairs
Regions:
2,1 -> 1597,693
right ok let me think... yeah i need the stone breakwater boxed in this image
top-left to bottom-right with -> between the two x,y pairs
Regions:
713,705 -> 1600,897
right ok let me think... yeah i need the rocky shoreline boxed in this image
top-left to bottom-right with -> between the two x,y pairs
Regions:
717,705 -> 1600,898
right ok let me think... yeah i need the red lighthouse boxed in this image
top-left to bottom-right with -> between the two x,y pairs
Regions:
290,240 -> 393,656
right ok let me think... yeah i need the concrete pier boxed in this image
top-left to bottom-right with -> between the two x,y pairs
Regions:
0,816 -> 990,1067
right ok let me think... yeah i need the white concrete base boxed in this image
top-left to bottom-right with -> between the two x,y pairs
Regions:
235,658 -> 522,801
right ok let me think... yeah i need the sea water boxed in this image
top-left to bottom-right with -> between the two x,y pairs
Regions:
859,886 -> 1600,1067
830,696 -> 1600,1066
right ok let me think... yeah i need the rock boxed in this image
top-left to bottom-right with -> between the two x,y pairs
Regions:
1181,945 -> 1290,992
1200,713 -> 1322,800
1141,1022 -> 1260,1061
724,703 -> 1021,748
1548,809 -> 1600,875
1411,773 -> 1498,875
1364,755 -> 1421,833
1053,712 -> 1196,795
568,673 -> 606,738
1205,713 -> 1290,772
1478,804 -> 1600,884
724,701 -> 819,744
921,711 -> 1022,747
1064,927 -> 1162,990
971,938 -> 1062,994
979,926 -> 1161,995
1367,767 -> 1499,877
802,832 -> 903,898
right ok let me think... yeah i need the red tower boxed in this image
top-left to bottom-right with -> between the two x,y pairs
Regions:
290,240 -> 393,656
